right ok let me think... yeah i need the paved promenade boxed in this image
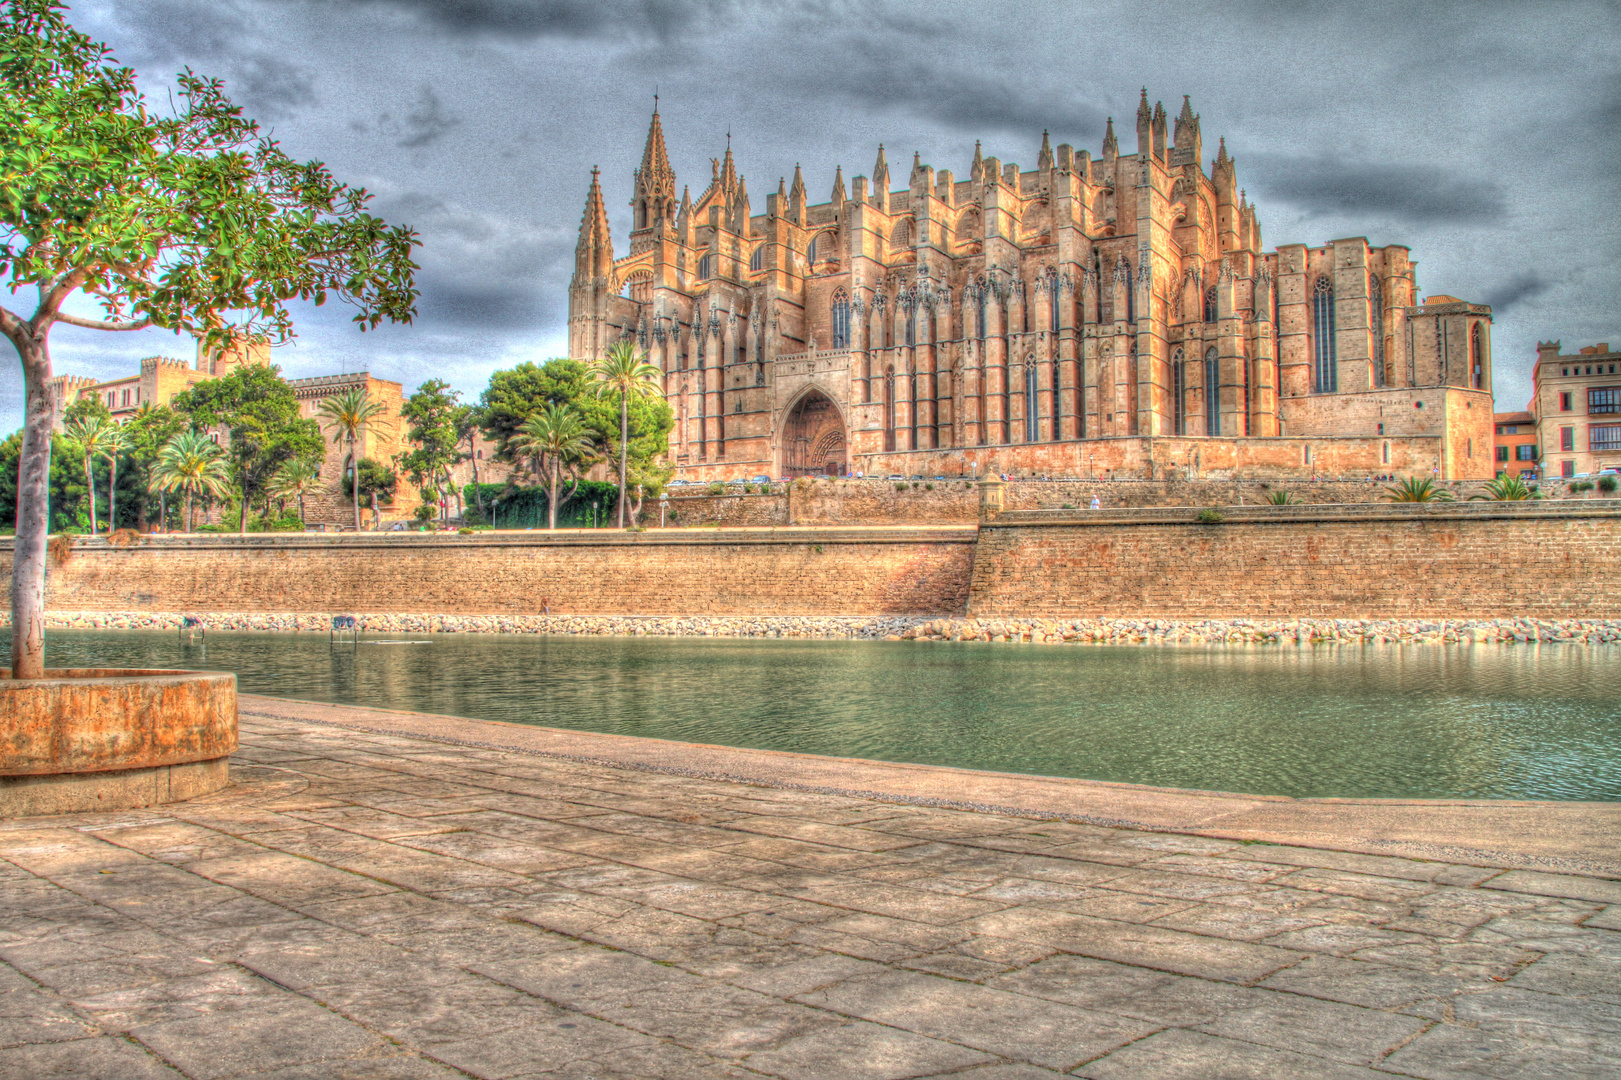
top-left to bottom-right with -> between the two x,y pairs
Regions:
1,702 -> 1618,1079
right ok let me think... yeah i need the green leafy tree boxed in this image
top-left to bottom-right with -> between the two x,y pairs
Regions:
172,364 -> 324,534
62,412 -> 113,533
268,457 -> 320,527
1383,477 -> 1454,503
121,403 -> 185,528
590,342 -> 664,528
397,379 -> 464,523
0,0 -> 418,676
149,430 -> 231,532
511,403 -> 595,529
316,386 -> 387,531
1469,475 -> 1542,501
61,393 -> 110,428
454,399 -> 486,523
355,456 -> 396,527
0,429 -> 87,532
99,421 -> 129,529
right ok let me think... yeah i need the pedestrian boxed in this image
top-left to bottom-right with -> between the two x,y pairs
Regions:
1090,495 -> 1101,510
542,597 -> 550,617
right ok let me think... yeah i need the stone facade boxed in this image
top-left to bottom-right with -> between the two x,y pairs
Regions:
1530,341 -> 1621,478
569,95 -> 1495,482
1493,411 -> 1538,480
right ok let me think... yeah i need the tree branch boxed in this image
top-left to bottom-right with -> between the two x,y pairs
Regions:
0,303 -> 24,346
52,311 -> 153,332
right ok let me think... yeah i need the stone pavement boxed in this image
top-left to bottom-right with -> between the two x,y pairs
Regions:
1,710 -> 1619,1079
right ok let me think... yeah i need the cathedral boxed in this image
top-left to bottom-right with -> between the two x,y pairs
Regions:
568,94 -> 1496,481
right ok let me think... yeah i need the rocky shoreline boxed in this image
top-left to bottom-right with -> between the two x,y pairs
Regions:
25,610 -> 1621,645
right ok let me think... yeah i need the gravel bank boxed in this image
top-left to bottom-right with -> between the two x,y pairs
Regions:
24,610 -> 1621,645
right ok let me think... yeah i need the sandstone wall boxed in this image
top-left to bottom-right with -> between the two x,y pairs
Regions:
4,529 -> 976,618
968,502 -> 1621,619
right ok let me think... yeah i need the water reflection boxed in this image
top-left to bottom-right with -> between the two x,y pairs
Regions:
21,628 -> 1621,801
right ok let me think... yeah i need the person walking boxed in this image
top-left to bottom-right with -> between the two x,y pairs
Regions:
1090,495 -> 1101,510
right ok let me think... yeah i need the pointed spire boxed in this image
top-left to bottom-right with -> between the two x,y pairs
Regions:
912,150 -> 922,175
777,176 -> 787,200
1102,118 -> 1117,159
574,166 -> 614,283
1173,95 -> 1201,159
732,174 -> 751,235
721,141 -> 737,194
636,104 -> 675,205
1136,87 -> 1153,155
1038,130 -> 1053,170
872,144 -> 889,189
1216,136 -> 1230,170
970,140 -> 984,181
1137,87 -> 1151,122
1177,94 -> 1196,129
789,163 -> 805,201
788,163 -> 806,225
831,165 -> 846,210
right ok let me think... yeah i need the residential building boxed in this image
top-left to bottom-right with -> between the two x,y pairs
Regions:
1492,411 -> 1538,479
1530,342 -> 1621,478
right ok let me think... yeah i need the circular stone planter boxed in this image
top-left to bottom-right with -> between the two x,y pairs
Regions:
1,669 -> 237,817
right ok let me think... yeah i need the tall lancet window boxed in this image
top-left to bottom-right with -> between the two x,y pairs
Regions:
976,286 -> 988,341
749,246 -> 763,272
1471,322 -> 1485,389
1122,261 -> 1135,324
1369,274 -> 1386,387
1050,279 -> 1061,332
1204,346 -> 1220,436
1204,285 -> 1218,323
1025,361 -> 1039,443
831,289 -> 851,349
904,302 -> 916,347
1172,348 -> 1185,436
1312,274 -> 1337,393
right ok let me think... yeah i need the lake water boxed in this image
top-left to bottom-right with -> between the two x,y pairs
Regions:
18,628 -> 1621,801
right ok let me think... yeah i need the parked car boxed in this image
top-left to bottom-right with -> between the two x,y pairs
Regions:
751,475 -> 771,484
885,474 -> 904,480
666,479 -> 690,486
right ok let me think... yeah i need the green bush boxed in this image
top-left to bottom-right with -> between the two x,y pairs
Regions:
707,482 -> 727,496
1598,475 -> 1618,494
1061,503 -> 1074,509
1196,507 -> 1226,524
925,483 -> 934,490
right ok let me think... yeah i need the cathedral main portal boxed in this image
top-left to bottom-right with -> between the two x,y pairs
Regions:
781,391 -> 846,477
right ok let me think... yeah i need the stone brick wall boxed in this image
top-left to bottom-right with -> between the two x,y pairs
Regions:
4,529 -> 977,618
968,502 -> 1621,619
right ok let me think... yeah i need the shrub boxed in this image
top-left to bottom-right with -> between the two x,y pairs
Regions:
707,482 -> 727,496
1598,475 -> 1618,494
1383,477 -> 1453,502
1469,475 -> 1542,501
458,527 -> 474,535
412,504 -> 436,524
48,534 -> 73,567
107,528 -> 141,546
925,482 -> 934,490
1265,490 -> 1298,505
1570,480 -> 1595,494
1061,502 -> 1075,509
1196,507 -> 1225,524
895,483 -> 906,492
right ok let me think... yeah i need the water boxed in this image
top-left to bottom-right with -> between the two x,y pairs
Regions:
17,628 -> 1621,801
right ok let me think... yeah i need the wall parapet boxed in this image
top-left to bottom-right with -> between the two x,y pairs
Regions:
989,499 -> 1621,528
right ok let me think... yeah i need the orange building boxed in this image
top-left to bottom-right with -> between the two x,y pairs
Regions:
1492,411 -> 1538,480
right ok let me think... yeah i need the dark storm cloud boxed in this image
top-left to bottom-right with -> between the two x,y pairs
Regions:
339,0 -> 747,40
1483,272 -> 1554,316
1247,155 -> 1508,225
379,86 -> 459,149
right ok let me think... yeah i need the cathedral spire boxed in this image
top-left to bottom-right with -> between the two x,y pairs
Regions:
1038,129 -> 1053,170
970,140 -> 984,181
635,103 -> 675,206
871,144 -> 889,212
573,166 -> 615,283
1102,118 -> 1117,159
831,165 -> 846,212
789,163 -> 806,224
1174,94 -> 1201,162
1136,87 -> 1152,156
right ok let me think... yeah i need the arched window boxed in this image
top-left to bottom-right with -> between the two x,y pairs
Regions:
1203,285 -> 1218,324
749,246 -> 762,272
1171,348 -> 1185,436
904,303 -> 916,347
1369,274 -> 1385,387
883,368 -> 896,452
1471,322 -> 1485,389
1049,277 -> 1061,332
831,289 -> 851,349
1312,274 -> 1337,393
1122,260 -> 1135,324
809,230 -> 836,266
1025,361 -> 1039,443
1204,346 -> 1220,436
698,253 -> 714,280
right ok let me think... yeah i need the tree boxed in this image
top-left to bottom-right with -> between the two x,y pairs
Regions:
172,364 -> 325,534
1469,475 -> 1542,502
317,387 -> 387,531
0,0 -> 418,676
0,429 -> 86,531
397,379 -> 464,524
454,400 -> 486,523
149,430 -> 231,532
478,359 -> 594,463
268,457 -> 320,527
589,342 -> 664,527
62,412 -> 116,533
512,403 -> 595,529
121,403 -> 185,529
355,457 -> 396,528
1383,477 -> 1454,503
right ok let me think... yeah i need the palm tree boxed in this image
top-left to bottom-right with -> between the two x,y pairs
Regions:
513,403 -> 595,529
1383,476 -> 1454,502
99,423 -> 130,530
589,341 -> 663,528
317,387 -> 387,531
1470,475 -> 1542,501
149,431 -> 232,532
269,459 -> 322,527
1263,489 -> 1298,505
63,414 -> 113,533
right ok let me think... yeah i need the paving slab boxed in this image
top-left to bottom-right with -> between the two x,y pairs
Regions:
0,699 -> 1613,1079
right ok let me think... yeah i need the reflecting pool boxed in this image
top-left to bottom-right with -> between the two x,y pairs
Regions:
18,628 -> 1621,801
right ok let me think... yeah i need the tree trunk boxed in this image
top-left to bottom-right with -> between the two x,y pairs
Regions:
548,457 -> 559,530
350,439 -> 361,532
239,484 -> 249,533
9,337 -> 54,678
185,491 -> 193,533
83,451 -> 97,535
108,454 -> 118,530
619,394 -> 629,528
297,491 -> 306,527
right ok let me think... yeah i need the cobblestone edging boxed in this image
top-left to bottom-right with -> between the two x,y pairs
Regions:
24,609 -> 1621,645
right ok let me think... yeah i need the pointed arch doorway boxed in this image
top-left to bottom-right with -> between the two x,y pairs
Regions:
782,390 -> 847,477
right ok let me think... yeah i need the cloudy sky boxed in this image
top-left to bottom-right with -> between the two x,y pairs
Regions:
3,0 -> 1618,432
